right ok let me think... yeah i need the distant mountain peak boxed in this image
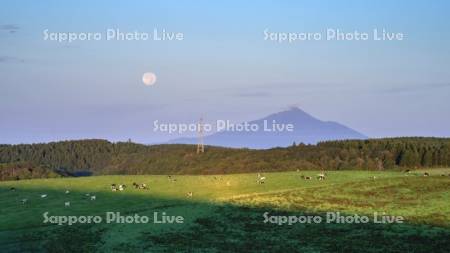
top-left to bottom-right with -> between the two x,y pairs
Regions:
170,107 -> 367,149
287,106 -> 305,112
261,107 -> 321,125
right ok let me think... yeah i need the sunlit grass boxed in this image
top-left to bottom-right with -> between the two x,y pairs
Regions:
0,169 -> 449,252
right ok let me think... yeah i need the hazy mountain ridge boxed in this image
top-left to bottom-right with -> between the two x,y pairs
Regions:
171,107 -> 367,148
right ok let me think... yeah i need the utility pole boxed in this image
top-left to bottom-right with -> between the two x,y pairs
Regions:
197,117 -> 205,154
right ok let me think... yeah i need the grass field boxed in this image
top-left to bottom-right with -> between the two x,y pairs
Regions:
0,170 -> 449,252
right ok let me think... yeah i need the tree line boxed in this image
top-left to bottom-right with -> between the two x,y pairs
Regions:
0,137 -> 449,180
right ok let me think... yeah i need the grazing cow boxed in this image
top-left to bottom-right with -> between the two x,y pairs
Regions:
65,201 -> 70,207
10,187 -> 16,191
257,176 -> 266,184
41,194 -> 47,198
317,173 -> 326,180
168,176 -> 178,182
423,172 -> 430,177
21,199 -> 27,204
119,184 -> 126,191
139,183 -> 149,190
111,184 -> 117,191
301,175 -> 312,180
132,182 -> 148,190
186,192 -> 193,198
90,196 -> 96,201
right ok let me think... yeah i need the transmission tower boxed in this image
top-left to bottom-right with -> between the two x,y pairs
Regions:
197,117 -> 205,154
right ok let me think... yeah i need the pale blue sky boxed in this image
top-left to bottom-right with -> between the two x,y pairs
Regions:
1,0 -> 449,143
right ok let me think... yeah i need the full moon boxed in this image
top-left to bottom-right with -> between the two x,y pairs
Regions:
142,72 -> 157,86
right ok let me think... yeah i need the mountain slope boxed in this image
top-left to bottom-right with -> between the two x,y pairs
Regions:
171,107 -> 367,148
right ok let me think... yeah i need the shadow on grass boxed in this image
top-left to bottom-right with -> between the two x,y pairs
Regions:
0,185 -> 449,253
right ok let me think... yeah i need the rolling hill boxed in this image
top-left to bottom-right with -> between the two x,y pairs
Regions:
1,137 -> 450,180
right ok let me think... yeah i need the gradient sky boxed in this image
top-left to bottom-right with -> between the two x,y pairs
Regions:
1,0 -> 449,144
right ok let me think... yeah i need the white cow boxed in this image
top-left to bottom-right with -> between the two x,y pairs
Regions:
257,176 -> 266,184
317,173 -> 326,180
